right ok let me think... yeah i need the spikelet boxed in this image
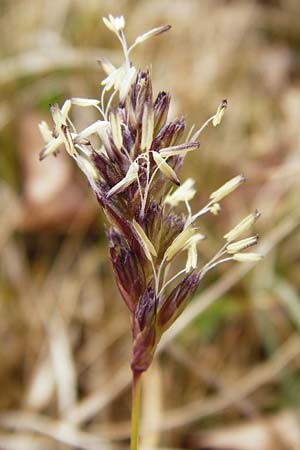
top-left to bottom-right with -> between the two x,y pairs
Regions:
39,14 -> 262,378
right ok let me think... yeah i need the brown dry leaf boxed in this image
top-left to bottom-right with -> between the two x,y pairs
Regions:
191,410 -> 300,450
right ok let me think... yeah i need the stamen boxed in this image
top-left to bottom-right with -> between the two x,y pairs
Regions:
210,175 -> 246,203
71,98 -> 100,107
38,121 -> 53,143
132,220 -> 157,261
110,111 -> 123,150
152,151 -> 180,185
233,253 -> 263,262
107,161 -> 139,198
224,210 -> 261,242
212,99 -> 228,127
165,178 -> 196,206
129,24 -> 171,53
226,235 -> 259,254
103,15 -> 125,33
164,226 -> 196,262
141,103 -> 154,151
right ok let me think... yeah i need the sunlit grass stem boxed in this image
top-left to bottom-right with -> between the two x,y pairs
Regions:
130,370 -> 142,450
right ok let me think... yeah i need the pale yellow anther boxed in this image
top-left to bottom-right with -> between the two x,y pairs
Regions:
224,210 -> 261,242
120,67 -> 137,102
153,152 -> 179,185
61,100 -> 71,119
212,99 -> 227,127
103,15 -> 125,33
50,104 -> 76,158
233,253 -> 263,262
40,136 -> 63,160
165,178 -> 196,206
210,175 -> 246,203
101,67 -> 122,91
159,142 -> 200,158
76,156 -> 98,182
110,111 -> 123,150
71,98 -> 100,107
186,245 -> 198,272
60,124 -> 76,157
132,25 -> 171,47
210,203 -> 221,215
76,121 -> 109,141
107,162 -> 139,198
141,103 -> 154,151
132,220 -> 157,261
50,104 -> 66,134
101,65 -> 137,100
184,233 -> 206,247
184,233 -> 206,272
102,66 -> 123,91
226,235 -> 259,254
120,66 -> 137,102
42,115 -> 75,160
98,58 -> 116,76
97,124 -> 111,150
38,121 -> 53,143
164,226 -> 196,261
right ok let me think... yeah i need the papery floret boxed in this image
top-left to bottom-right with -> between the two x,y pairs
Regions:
119,66 -> 137,102
98,57 -> 116,75
103,15 -> 125,33
165,178 -> 196,206
102,65 -> 137,101
101,66 -> 123,91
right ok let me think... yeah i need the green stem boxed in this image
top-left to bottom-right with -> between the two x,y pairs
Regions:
130,370 -> 142,450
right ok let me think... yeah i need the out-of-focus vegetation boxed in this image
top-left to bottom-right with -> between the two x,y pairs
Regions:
1,0 -> 300,449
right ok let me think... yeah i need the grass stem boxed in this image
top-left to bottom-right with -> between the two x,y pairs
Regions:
130,370 -> 142,450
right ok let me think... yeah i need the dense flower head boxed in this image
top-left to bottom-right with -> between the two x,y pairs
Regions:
39,15 -> 262,372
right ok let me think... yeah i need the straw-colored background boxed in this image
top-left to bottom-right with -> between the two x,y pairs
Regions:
1,0 -> 300,449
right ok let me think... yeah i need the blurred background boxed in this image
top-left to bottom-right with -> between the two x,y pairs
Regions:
1,0 -> 300,449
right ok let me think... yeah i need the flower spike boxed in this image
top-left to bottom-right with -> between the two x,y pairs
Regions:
38,19 -> 262,446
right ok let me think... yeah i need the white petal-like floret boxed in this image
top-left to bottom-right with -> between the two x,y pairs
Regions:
165,178 -> 196,206
103,15 -> 125,33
